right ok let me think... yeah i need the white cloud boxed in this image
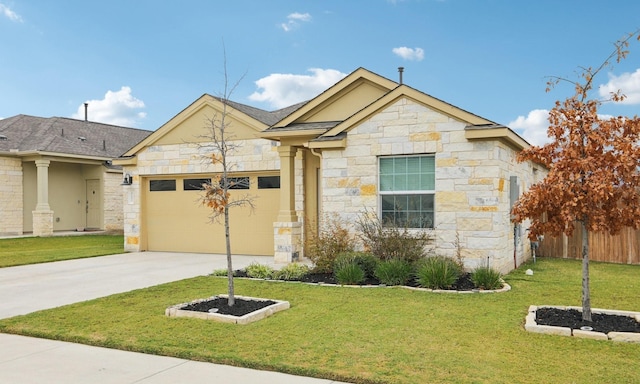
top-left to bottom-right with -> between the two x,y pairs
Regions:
280,12 -> 311,32
508,109 -> 551,147
392,47 -> 425,61
598,68 -> 640,104
249,68 -> 347,109
72,86 -> 146,127
0,3 -> 23,22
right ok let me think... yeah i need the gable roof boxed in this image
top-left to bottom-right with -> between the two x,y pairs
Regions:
269,67 -> 397,129
0,115 -> 152,160
120,94 -> 307,158
261,67 -> 530,151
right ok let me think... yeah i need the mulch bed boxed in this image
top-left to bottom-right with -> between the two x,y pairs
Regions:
180,297 -> 276,317
295,272 -> 478,290
535,307 -> 640,334
235,270 -> 479,290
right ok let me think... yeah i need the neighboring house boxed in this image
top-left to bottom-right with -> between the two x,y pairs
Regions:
116,67 -> 541,273
0,114 -> 152,236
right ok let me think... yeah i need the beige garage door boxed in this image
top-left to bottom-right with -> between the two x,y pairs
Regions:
143,174 -> 280,255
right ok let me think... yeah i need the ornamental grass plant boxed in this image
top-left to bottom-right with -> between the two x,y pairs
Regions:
415,256 -> 463,289
373,259 -> 413,286
472,266 -> 504,290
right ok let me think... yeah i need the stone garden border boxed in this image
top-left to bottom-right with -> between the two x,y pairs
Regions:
525,305 -> 640,343
166,295 -> 290,325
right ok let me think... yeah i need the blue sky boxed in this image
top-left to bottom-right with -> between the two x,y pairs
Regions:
1,0 -> 640,146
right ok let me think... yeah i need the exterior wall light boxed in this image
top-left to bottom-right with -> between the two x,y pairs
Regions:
121,173 -> 132,185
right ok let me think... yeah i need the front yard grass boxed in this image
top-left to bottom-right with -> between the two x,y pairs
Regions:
0,258 -> 638,383
0,235 -> 124,267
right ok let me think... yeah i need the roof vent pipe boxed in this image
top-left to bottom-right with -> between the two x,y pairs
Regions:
398,67 -> 404,84
84,103 -> 88,121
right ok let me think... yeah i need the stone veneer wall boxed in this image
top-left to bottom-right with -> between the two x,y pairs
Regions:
320,98 -> 536,273
103,170 -> 124,232
0,157 -> 23,235
123,139 -> 281,251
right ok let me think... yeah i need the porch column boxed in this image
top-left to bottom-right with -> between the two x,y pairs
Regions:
277,146 -> 298,222
273,146 -> 302,263
32,159 -> 53,237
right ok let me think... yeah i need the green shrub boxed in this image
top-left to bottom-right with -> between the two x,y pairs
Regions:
211,268 -> 228,276
245,263 -> 274,279
353,252 -> 379,278
335,251 -> 378,278
305,214 -> 355,273
334,261 -> 365,285
357,211 -> 433,263
471,266 -> 503,290
273,263 -> 310,281
416,256 -> 463,289
374,259 -> 413,286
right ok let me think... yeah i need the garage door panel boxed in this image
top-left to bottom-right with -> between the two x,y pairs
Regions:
145,176 -> 278,255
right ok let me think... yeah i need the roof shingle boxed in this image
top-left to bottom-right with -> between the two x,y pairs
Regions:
0,115 -> 152,158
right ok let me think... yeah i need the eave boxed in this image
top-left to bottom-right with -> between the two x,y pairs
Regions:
464,125 -> 530,151
113,155 -> 137,166
1,150 -> 113,165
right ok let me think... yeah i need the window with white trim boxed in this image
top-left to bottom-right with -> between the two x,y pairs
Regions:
379,155 -> 434,228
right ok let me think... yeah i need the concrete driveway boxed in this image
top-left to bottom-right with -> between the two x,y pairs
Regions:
0,251 -> 274,319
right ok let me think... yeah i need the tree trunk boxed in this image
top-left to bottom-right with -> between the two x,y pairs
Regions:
224,205 -> 235,306
580,221 -> 592,322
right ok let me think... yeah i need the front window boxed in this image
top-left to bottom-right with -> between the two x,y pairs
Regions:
379,155 -> 434,228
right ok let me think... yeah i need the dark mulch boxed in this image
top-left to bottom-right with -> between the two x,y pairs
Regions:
180,297 -> 276,317
535,307 -> 640,334
287,272 -> 478,290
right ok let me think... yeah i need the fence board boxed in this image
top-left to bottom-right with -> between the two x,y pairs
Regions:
538,226 -> 640,265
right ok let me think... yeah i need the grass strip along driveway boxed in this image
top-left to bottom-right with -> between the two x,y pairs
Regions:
1,258 -> 639,384
0,235 -> 124,267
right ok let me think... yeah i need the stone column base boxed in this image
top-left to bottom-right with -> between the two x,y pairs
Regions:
273,221 -> 302,263
32,210 -> 54,237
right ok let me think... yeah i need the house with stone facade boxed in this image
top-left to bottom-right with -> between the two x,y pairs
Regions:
115,67 -> 541,273
0,114 -> 151,236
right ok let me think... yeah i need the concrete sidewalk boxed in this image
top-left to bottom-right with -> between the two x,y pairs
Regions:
0,252 -> 349,384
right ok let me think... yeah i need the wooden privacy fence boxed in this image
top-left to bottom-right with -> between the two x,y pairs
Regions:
537,226 -> 640,265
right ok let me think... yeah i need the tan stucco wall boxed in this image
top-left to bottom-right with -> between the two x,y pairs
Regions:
123,138 -> 281,252
0,157 -> 23,235
319,97 -> 536,273
22,161 -> 119,233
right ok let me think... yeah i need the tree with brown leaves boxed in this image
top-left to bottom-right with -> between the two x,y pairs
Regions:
512,30 -> 640,322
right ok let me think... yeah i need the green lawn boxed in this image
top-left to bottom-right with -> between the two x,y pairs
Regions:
0,235 -> 124,267
0,257 -> 638,383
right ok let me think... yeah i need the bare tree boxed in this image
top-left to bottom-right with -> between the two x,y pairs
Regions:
199,52 -> 254,307
512,30 -> 640,322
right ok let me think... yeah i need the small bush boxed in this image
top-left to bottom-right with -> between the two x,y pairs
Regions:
471,266 -> 503,290
357,211 -> 433,263
245,263 -> 274,279
305,214 -> 355,273
416,256 -> 463,289
353,252 -> 379,278
273,263 -> 310,281
335,251 -> 378,278
334,261 -> 365,285
211,268 -> 228,276
374,259 -> 413,286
